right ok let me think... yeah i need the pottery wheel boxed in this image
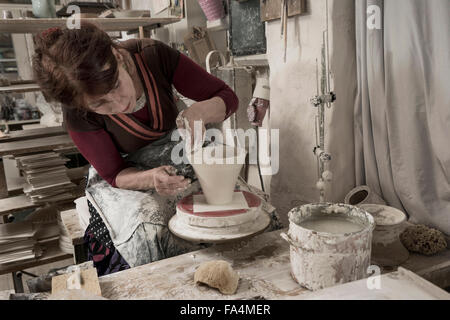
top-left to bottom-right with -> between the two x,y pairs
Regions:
168,210 -> 271,244
176,191 -> 262,228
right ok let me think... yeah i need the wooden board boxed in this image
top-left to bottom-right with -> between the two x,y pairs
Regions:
0,160 -> 7,199
59,209 -> 84,245
260,0 -> 307,22
98,229 -> 450,299
0,191 -> 83,216
0,83 -> 40,93
297,267 -> 450,300
0,135 -> 75,157
0,17 -> 180,34
0,126 -> 65,143
51,268 -> 101,297
0,241 -> 72,275
0,195 -> 42,216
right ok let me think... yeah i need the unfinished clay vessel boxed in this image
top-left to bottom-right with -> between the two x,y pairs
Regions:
194,260 -> 239,295
360,204 -> 409,267
187,145 -> 246,205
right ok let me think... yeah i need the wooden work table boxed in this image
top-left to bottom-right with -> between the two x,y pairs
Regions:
96,229 -> 450,300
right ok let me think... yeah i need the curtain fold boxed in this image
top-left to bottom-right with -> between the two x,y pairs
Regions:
355,0 -> 450,234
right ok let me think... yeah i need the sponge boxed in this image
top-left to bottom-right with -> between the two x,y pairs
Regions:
400,224 -> 447,255
194,260 -> 239,295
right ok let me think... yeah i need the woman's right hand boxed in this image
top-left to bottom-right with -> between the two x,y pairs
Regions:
152,166 -> 191,196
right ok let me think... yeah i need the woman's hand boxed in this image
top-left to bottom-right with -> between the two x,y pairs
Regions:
152,166 -> 191,196
176,105 -> 206,153
176,97 -> 227,151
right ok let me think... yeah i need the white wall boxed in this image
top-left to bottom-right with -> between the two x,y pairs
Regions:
267,0 -> 357,226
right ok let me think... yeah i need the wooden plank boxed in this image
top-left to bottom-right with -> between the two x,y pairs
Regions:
0,191 -> 83,217
401,249 -> 450,289
0,241 -> 72,275
260,0 -> 306,22
296,267 -> 450,300
59,209 -> 84,245
0,17 -> 181,34
0,160 -> 8,199
0,126 -> 65,143
0,135 -> 75,157
0,194 -> 40,216
52,268 -> 101,296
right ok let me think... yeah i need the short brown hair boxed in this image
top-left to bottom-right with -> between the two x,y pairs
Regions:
32,22 -> 120,110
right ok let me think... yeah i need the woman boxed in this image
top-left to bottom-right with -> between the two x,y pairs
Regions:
33,22 -> 281,275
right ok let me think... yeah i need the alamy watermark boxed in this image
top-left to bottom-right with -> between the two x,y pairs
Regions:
367,5 -> 382,30
66,5 -> 80,29
170,123 -> 280,176
366,265 -> 382,290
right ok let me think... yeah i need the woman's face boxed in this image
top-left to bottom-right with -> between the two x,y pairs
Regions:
84,51 -> 137,115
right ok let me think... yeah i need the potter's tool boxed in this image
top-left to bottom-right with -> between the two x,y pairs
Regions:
310,0 -> 336,203
169,145 -> 269,243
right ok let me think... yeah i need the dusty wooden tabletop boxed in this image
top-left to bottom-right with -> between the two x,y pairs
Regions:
96,228 -> 450,300
99,229 -> 306,300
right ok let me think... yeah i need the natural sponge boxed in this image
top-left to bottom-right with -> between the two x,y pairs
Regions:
194,260 -> 239,295
400,224 -> 447,255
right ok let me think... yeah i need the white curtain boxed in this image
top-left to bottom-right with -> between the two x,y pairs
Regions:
355,0 -> 450,234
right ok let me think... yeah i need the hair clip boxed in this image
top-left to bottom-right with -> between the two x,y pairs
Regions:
41,27 -> 60,38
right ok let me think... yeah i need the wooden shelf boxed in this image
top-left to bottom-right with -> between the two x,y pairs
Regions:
0,83 -> 40,93
0,119 -> 40,126
0,241 -> 73,275
0,134 -> 74,157
0,17 -> 181,34
0,126 -> 65,143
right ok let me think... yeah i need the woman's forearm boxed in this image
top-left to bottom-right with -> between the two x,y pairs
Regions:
191,96 -> 227,124
115,167 -> 154,190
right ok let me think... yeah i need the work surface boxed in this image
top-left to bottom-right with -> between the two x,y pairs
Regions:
98,229 -> 450,300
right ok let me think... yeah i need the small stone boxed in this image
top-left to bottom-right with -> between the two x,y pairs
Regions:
400,224 -> 447,255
